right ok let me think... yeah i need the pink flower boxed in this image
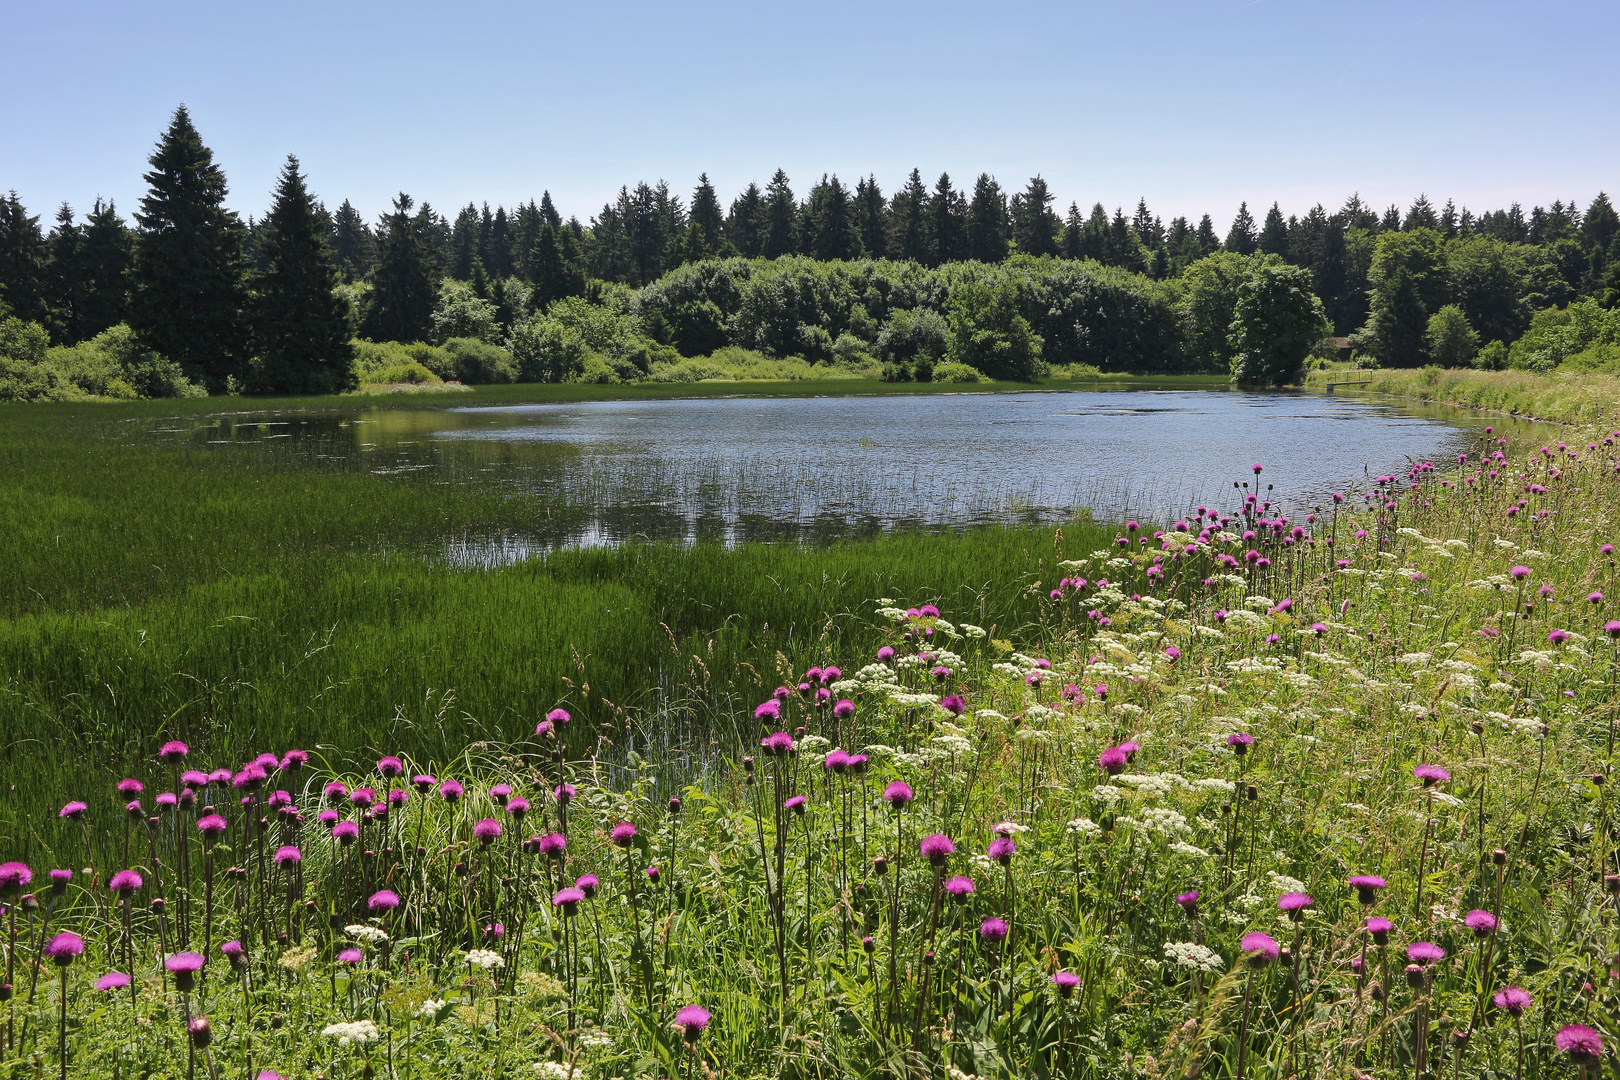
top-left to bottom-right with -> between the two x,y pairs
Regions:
1556,1023 -> 1603,1063
1240,931 -> 1279,966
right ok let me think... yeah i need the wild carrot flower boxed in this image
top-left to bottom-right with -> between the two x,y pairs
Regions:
1493,986 -> 1532,1015
1240,931 -> 1279,966
1464,909 -> 1497,937
674,1005 -> 711,1043
44,932 -> 84,965
979,918 -> 1009,942
919,834 -> 955,865
1556,1024 -> 1604,1064
883,781 -> 914,806
1349,875 -> 1386,904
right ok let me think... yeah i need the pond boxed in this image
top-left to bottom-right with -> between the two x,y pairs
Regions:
145,388 -> 1530,563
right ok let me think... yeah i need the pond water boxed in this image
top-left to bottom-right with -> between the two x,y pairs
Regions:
146,388 -> 1534,562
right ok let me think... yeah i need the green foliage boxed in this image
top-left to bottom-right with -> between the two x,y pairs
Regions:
1473,338 -> 1508,370
930,360 -> 980,383
364,193 -> 440,343
1229,258 -> 1329,385
2,318 -> 204,400
508,315 -> 587,382
352,339 -> 447,385
1507,299 -> 1620,372
129,106 -> 249,389
1177,251 -> 1255,371
441,337 -> 517,384
431,279 -> 501,344
944,277 -> 1042,380
1424,304 -> 1479,367
874,307 -> 948,365
0,316 -> 69,400
1366,228 -> 1447,367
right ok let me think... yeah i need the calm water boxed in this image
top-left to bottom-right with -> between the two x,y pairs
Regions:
148,389 -> 1530,562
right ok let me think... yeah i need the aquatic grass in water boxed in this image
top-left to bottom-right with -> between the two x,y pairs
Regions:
2,421 -> 1620,1075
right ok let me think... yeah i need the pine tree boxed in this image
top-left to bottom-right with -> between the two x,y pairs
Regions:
1062,203 -> 1085,260
1225,202 -> 1258,255
1078,204 -> 1111,262
529,222 -> 585,310
487,207 -> 514,277
727,183 -> 766,258
539,191 -> 562,230
46,204 -> 84,342
689,174 -> 726,256
1439,199 -> 1458,238
249,155 -> 353,394
891,169 -> 930,262
965,174 -> 1008,263
78,199 -> 133,339
1105,206 -> 1144,271
1258,202 -> 1289,256
449,204 -> 480,279
0,192 -> 50,328
1380,205 -> 1403,232
130,106 -> 249,388
761,170 -> 798,258
1403,195 -> 1439,232
330,200 -> 373,279
804,175 -> 859,260
364,193 -> 438,342
854,176 -> 888,258
1195,214 -> 1221,255
1011,176 -> 1059,256
1131,198 -> 1164,251
930,173 -> 965,265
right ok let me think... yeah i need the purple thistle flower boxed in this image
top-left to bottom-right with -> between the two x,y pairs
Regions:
833,699 -> 856,718
783,795 -> 807,815
59,801 -> 88,820
368,889 -> 400,913
165,951 -> 205,991
322,781 -> 347,801
553,783 -> 576,804
537,833 -> 567,859
674,1004 -> 712,1043
1278,892 -> 1313,917
1556,1024 -> 1604,1064
281,749 -> 308,770
1240,931 -> 1280,966
48,869 -> 71,894
1509,565 -> 1530,580
44,931 -> 84,965
760,731 -> 794,756
0,862 -> 32,894
1175,890 -> 1199,916
823,749 -> 850,774
610,822 -> 637,846
1547,629 -> 1571,645
944,876 -> 975,900
1493,985 -> 1532,1016
376,756 -> 404,778
338,948 -> 363,964
553,887 -> 585,915
645,866 -> 661,883
939,695 -> 966,716
506,796 -> 530,818
472,818 -> 502,844
1227,732 -> 1254,755
754,700 -> 782,722
158,740 -> 189,763
877,645 -> 895,662
846,753 -> 869,774
919,833 -> 955,865
207,768 -> 231,786
95,972 -> 131,991
489,783 -> 512,806
1052,970 -> 1080,996
412,774 -> 436,793
221,940 -> 245,967
439,780 -> 463,802
1407,941 -> 1446,965
1367,916 -> 1393,944
388,788 -> 408,807
117,778 -> 144,796
547,707 -> 571,726
575,874 -> 599,898
181,770 -> 209,789
1163,645 -> 1182,662
272,845 -> 301,866
331,820 -> 359,844
108,869 -> 143,897
979,917 -> 1009,942
882,781 -> 913,806
1607,620 -> 1620,638
1098,746 -> 1128,774
988,836 -> 1016,865
1464,909 -> 1497,937
1413,764 -> 1449,787
349,787 -> 376,809
1349,875 -> 1387,904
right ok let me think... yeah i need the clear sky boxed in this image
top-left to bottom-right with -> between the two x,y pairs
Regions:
4,0 -> 1616,231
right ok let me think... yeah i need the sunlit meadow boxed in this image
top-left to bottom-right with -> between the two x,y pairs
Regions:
5,420 -> 1620,1080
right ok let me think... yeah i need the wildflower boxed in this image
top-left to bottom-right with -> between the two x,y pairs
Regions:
1098,746 -> 1128,774
117,778 -> 144,796
272,846 -> 301,866
1413,764 -> 1450,787
784,795 -> 807,815
979,917 -> 1009,942
489,783 -> 512,807
376,756 -> 404,778
547,707 -> 571,726
321,1020 -> 379,1046
1349,875 -> 1386,904
159,740 -> 190,763
1278,892 -> 1313,918
760,731 -> 794,756
823,749 -> 850,774
939,695 -> 965,716
1493,985 -> 1532,1016
1175,890 -> 1199,917
1556,1024 -> 1604,1064
473,818 -> 503,845
833,698 -> 855,719
332,821 -> 359,844
338,948 -> 363,964
165,952 -> 205,991
349,787 -> 375,809
95,972 -> 131,991
0,862 -> 32,895
1464,909 -> 1497,937
754,700 -> 782,722
59,801 -> 88,821
506,796 -> 530,819
465,949 -> 505,970
44,931 -> 84,966
553,783 -> 576,804
674,1004 -> 712,1043
1163,645 -> 1182,662
575,874 -> 599,899
552,887 -> 585,916
189,1017 -> 212,1048
988,837 -> 1016,865
1407,941 -> 1446,965
221,941 -> 246,969
48,869 -> 71,894
1241,931 -> 1279,966
108,870 -> 143,897
368,890 -> 400,914
412,774 -> 436,794
1227,733 -> 1254,755
1548,629 -> 1571,645
919,834 -> 955,865
439,780 -> 463,803
536,833 -> 567,859
1608,620 -> 1620,638
611,822 -> 637,846
944,876 -> 974,900
1052,970 -> 1080,996
877,645 -> 895,662
883,781 -> 914,806
1509,565 -> 1530,580
323,781 -> 347,801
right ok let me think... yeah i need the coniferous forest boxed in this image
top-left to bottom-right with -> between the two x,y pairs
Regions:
2,106 -> 1619,399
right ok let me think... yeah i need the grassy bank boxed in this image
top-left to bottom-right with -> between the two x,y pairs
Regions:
1306,365 -> 1620,426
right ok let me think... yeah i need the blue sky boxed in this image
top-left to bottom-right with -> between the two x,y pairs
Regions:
4,0 -> 1616,230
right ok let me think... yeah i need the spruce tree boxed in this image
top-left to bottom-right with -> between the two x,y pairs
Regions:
539,191 -> 562,230
761,170 -> 798,258
930,173 -> 965,265
1078,204 -> 1111,262
46,204 -> 84,342
0,192 -> 50,328
965,174 -> 1008,263
1403,195 -> 1439,232
249,155 -> 353,394
1258,202 -> 1289,257
529,221 -> 584,310
1062,203 -> 1085,260
450,204 -> 480,279
1011,176 -> 1059,256
130,106 -> 249,388
804,175 -> 859,260
1195,214 -> 1222,255
78,199 -> 133,339
364,193 -> 438,342
854,176 -> 888,258
1225,202 -> 1259,255
891,169 -> 930,262
330,200 -> 373,279
727,183 -> 765,257
689,174 -> 726,256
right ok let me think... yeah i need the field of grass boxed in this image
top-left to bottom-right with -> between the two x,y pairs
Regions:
1305,366 -> 1620,426
4,385 -> 1620,1078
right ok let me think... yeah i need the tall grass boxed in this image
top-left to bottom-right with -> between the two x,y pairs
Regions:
1306,366 -> 1620,426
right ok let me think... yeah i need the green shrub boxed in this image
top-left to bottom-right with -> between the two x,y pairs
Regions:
441,337 -> 516,384
1424,304 -> 1479,367
875,308 -> 948,365
931,362 -> 980,383
1229,260 -> 1330,385
430,281 -> 501,344
944,279 -> 1042,380
359,360 -> 440,386
57,324 -> 204,399
1473,339 -> 1508,371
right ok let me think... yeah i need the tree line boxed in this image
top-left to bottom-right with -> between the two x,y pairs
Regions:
1,107 -> 1617,398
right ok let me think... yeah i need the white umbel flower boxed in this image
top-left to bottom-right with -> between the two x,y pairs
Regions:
322,1019 -> 379,1046
465,948 -> 505,970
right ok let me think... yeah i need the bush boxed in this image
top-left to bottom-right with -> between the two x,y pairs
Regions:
944,279 -> 1042,381
65,324 -> 204,399
441,337 -> 516,384
1473,339 -> 1508,371
1507,300 -> 1620,372
3,320 -> 205,401
875,308 -> 948,365
430,281 -> 500,344
1424,305 -> 1479,367
508,317 -> 587,383
878,361 -> 912,383
572,353 -> 623,384
931,362 -> 981,383
1229,260 -> 1330,386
